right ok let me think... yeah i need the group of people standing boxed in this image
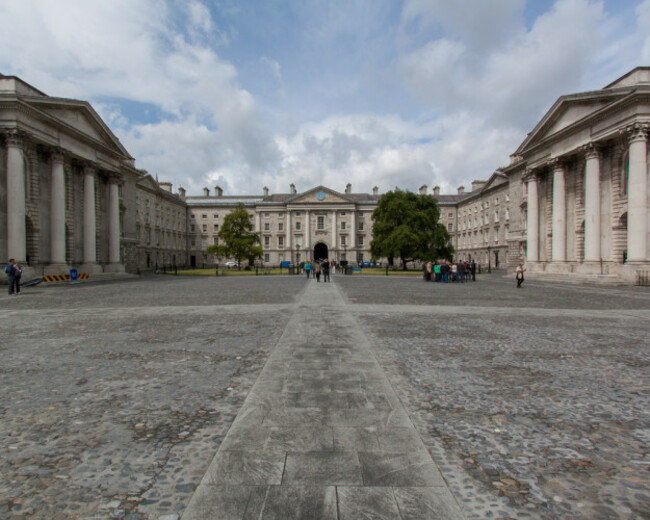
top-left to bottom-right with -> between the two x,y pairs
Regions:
423,260 -> 476,283
304,259 -> 332,282
4,258 -> 23,295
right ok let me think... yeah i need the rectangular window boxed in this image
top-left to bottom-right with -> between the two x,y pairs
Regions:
191,239 -> 196,246
214,214 -> 219,219
202,224 -> 207,232
214,224 -> 219,231
448,223 -> 453,231
358,236 -> 364,246
278,212 -> 284,218
264,212 -> 270,218
295,212 -> 301,216
202,214 -> 207,219
341,222 -> 346,230
448,212 -> 453,218
264,254 -> 270,263
317,216 -> 325,230
264,222 -> 270,231
358,212 -> 363,217
190,224 -> 195,232
358,222 -> 364,231
340,212 -> 346,216
358,253 -> 364,262
278,236 -> 284,247
278,223 -> 284,231
191,214 -> 195,218
264,236 -> 270,247
296,222 -> 301,230
341,236 -> 347,246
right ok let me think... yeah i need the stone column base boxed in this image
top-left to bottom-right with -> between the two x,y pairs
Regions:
44,263 -> 71,276
80,263 -> 104,274
103,263 -> 125,273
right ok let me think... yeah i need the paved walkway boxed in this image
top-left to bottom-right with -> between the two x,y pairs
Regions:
183,280 -> 464,519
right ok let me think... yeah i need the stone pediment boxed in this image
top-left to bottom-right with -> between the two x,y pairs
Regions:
136,174 -> 160,192
25,97 -> 133,159
287,186 -> 355,204
516,91 -> 628,155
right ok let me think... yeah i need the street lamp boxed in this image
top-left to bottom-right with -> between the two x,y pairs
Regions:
488,245 -> 492,274
294,243 -> 299,274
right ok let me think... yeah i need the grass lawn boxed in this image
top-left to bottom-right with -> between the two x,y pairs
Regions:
172,267 -> 424,276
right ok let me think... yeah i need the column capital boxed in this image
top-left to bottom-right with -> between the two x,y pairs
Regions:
522,169 -> 540,183
546,157 -> 567,171
82,160 -> 99,175
2,128 -> 29,147
621,122 -> 649,143
107,171 -> 124,186
580,142 -> 601,160
50,146 -> 68,164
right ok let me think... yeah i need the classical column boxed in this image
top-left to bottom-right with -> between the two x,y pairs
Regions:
350,210 -> 357,259
625,123 -> 649,262
82,163 -> 99,271
49,148 -> 67,269
4,130 -> 27,263
551,159 -> 566,262
107,174 -> 122,269
525,170 -> 539,262
332,210 -> 337,260
304,210 -> 311,252
583,143 -> 601,262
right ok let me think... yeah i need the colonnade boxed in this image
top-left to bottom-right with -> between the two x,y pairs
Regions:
525,124 -> 648,265
3,130 -> 124,273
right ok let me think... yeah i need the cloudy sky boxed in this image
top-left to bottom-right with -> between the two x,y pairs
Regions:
1,0 -> 649,196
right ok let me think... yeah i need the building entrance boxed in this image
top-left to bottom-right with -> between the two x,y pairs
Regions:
313,243 -> 328,261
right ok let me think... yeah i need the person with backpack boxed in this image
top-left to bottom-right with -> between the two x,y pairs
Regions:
5,258 -> 18,295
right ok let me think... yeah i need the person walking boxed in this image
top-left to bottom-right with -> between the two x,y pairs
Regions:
305,261 -> 312,279
5,258 -> 16,295
314,261 -> 321,282
470,261 -> 476,281
434,262 -> 441,282
322,259 -> 330,282
516,263 -> 526,288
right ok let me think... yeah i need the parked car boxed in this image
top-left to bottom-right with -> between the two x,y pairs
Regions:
225,261 -> 238,269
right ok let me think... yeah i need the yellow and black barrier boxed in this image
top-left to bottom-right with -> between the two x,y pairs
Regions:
43,273 -> 89,283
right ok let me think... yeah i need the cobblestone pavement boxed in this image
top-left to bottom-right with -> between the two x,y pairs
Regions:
0,273 -> 648,519
338,274 -> 650,519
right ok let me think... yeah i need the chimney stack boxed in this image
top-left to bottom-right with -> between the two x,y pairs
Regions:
290,183 -> 296,194
433,186 -> 440,197
203,187 -> 210,197
263,186 -> 269,197
178,186 -> 186,199
372,186 -> 378,195
215,186 -> 223,197
345,183 -> 351,194
159,181 -> 172,193
457,186 -> 465,195
419,184 -> 427,195
471,180 -> 487,192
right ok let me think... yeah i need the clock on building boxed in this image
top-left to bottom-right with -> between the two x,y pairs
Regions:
316,191 -> 326,201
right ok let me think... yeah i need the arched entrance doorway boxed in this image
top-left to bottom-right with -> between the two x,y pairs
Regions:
313,242 -> 328,261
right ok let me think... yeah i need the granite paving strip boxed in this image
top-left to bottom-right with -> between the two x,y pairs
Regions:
182,280 -> 465,519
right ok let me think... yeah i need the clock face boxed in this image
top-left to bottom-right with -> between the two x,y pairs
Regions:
316,191 -> 326,201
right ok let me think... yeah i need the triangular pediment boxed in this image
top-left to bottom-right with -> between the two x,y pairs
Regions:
516,90 -> 629,155
25,97 -> 133,159
136,174 -> 160,192
481,171 -> 508,192
287,185 -> 355,204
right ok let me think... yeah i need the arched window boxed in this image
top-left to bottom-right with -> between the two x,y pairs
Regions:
621,150 -> 629,196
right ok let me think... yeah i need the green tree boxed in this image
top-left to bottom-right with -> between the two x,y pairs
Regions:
206,204 -> 262,268
370,189 -> 453,269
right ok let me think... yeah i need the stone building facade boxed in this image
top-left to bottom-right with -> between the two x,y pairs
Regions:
182,183 -> 379,267
0,74 -> 140,278
3,68 -> 648,282
134,175 -> 187,270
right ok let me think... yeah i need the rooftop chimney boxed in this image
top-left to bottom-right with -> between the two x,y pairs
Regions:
203,187 -> 210,197
419,184 -> 427,195
159,181 -> 172,193
345,183 -> 351,194
215,186 -> 223,197
372,186 -> 378,195
471,180 -> 487,192
263,186 -> 269,197
178,186 -> 186,199
457,186 -> 465,195
433,186 -> 440,197
290,183 -> 296,194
